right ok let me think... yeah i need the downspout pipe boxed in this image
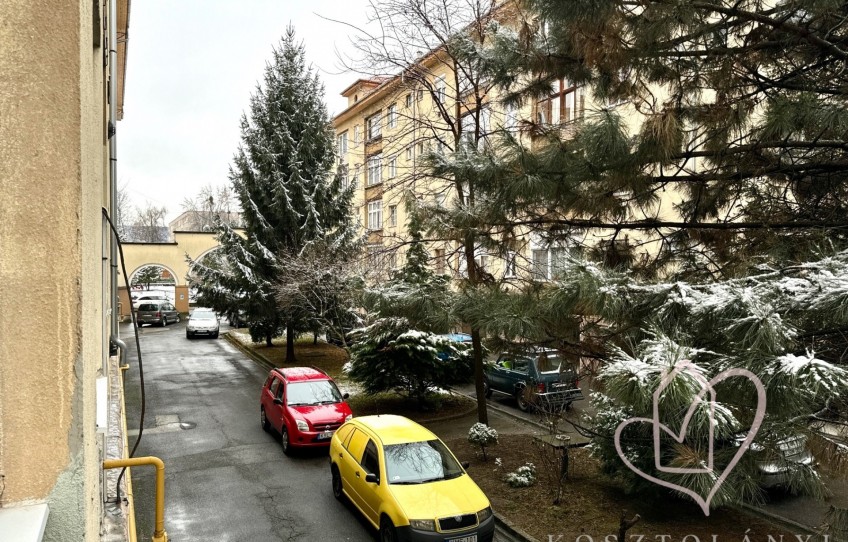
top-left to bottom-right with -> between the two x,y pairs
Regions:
103,457 -> 168,542
108,0 -> 120,355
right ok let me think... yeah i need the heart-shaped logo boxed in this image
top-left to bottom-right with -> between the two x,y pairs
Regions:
614,359 -> 767,516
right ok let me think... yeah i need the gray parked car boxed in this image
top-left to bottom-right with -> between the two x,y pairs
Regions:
186,309 -> 220,339
136,301 -> 180,327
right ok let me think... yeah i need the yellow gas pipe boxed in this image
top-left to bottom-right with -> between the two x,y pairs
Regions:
103,457 -> 168,542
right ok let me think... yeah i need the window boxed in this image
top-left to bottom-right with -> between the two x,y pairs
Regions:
339,164 -> 350,189
435,74 -> 447,104
504,251 -> 517,278
353,125 -> 361,145
337,132 -> 348,160
434,249 -> 446,275
387,251 -> 397,270
537,79 -> 585,126
405,146 -> 413,161
387,155 -> 397,179
532,249 -> 549,280
461,107 -> 491,148
417,89 -> 424,102
388,205 -> 397,227
367,200 -> 383,230
352,165 -> 360,186
405,93 -> 413,108
417,141 -> 424,156
367,154 -> 382,186
532,246 -> 571,280
367,112 -> 382,140
387,103 -> 398,128
504,102 -> 518,132
361,440 -> 380,476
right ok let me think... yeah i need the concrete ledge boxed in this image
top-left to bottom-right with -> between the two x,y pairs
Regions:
0,502 -> 49,542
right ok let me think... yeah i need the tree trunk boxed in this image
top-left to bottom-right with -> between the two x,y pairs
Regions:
265,334 -> 273,347
464,233 -> 489,425
618,512 -> 641,541
286,325 -> 296,363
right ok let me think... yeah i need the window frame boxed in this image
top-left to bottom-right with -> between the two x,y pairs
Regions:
388,204 -> 398,227
367,200 -> 383,230
387,103 -> 398,128
387,155 -> 397,179
367,112 -> 382,141
366,154 -> 382,186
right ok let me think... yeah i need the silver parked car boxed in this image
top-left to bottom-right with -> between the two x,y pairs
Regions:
186,309 -> 220,339
136,301 -> 180,327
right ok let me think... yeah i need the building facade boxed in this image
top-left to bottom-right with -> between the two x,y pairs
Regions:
332,4 -> 686,285
0,1 -> 134,540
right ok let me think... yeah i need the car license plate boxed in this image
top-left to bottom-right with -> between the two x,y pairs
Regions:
448,536 -> 476,542
317,430 -> 334,440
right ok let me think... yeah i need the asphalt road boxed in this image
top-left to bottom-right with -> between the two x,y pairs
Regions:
121,320 -> 376,542
120,320 -> 528,542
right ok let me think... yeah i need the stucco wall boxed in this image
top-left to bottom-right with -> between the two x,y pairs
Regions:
0,1 -> 108,540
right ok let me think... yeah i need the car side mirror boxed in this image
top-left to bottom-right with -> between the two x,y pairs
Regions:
461,461 -> 470,469
364,473 -> 379,484
273,397 -> 283,405
342,393 -> 350,399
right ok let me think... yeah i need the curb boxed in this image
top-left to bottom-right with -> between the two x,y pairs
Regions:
495,514 -> 540,542
226,331 -> 481,426
736,503 -> 838,541
224,332 -> 276,371
457,390 -> 555,434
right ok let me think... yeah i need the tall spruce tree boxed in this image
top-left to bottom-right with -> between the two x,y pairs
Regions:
189,27 -> 355,360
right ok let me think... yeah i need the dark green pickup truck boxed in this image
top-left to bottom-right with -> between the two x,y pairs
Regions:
483,349 -> 583,412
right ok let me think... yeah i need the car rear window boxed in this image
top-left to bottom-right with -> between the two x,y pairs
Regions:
138,303 -> 159,311
192,311 -> 217,320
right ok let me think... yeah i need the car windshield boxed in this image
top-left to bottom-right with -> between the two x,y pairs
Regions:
138,304 -> 159,311
286,380 -> 343,406
191,311 -> 216,321
384,439 -> 464,485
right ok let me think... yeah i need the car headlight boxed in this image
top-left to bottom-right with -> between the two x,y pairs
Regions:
477,506 -> 493,522
409,519 -> 436,531
345,414 -> 353,422
296,420 -> 309,432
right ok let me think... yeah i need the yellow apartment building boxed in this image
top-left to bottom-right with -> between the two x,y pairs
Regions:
332,11 -> 686,284
0,1 -> 140,540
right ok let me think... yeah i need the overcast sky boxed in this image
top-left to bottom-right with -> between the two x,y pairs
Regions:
120,0 -> 372,221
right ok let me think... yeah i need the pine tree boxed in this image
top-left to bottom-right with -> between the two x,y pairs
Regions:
189,27 -> 355,360
362,206 -> 455,333
455,0 -> 848,278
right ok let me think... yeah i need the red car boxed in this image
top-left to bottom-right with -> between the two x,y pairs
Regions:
259,367 -> 353,454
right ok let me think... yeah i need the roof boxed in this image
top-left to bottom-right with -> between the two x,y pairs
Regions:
276,366 -> 331,382
351,415 -> 436,445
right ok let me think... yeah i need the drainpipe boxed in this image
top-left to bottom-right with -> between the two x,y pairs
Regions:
108,0 -> 120,355
103,457 -> 168,542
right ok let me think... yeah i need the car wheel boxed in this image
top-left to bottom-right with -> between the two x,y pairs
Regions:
331,465 -> 344,501
161,316 -> 167,327
483,379 -> 493,399
380,516 -> 397,542
260,407 -> 270,432
176,314 -> 181,323
213,331 -> 219,339
186,331 -> 191,339
280,426 -> 292,455
515,387 -> 531,412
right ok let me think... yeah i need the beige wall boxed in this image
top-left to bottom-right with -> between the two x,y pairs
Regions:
0,1 -> 117,540
116,232 -> 232,317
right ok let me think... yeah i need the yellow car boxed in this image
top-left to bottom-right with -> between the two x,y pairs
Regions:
329,415 -> 495,542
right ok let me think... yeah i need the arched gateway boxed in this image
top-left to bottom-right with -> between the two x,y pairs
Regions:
117,231 -> 226,318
